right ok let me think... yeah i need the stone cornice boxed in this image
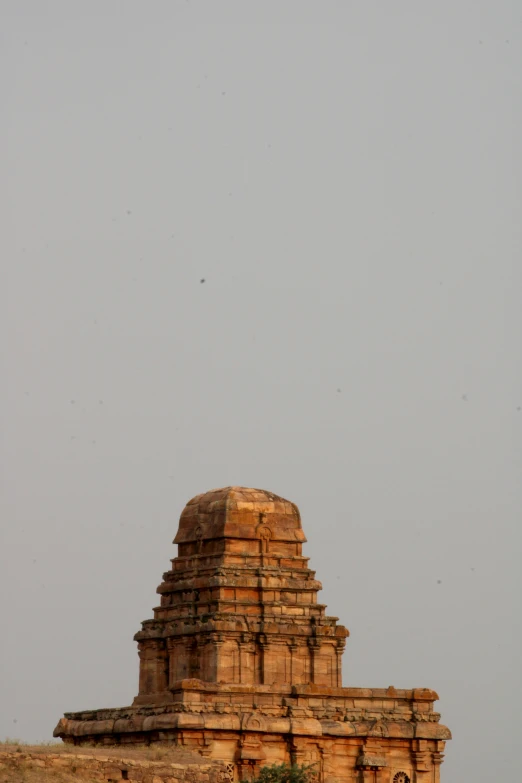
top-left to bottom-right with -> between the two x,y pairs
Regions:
55,709 -> 451,742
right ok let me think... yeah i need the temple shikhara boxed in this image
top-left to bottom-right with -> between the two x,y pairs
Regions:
55,487 -> 451,782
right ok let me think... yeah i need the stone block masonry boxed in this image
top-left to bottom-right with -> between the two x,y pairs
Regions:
54,487 -> 451,782
0,745 -> 230,783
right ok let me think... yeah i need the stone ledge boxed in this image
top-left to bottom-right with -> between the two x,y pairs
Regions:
54,712 -> 451,741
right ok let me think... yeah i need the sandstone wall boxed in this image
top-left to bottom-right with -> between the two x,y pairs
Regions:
0,747 -> 230,783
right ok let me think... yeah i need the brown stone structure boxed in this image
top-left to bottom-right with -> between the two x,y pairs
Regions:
55,487 -> 451,782
0,745 -> 228,783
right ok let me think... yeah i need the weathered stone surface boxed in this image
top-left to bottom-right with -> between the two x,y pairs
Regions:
133,487 -> 347,696
54,486 -> 451,782
0,746 -> 225,783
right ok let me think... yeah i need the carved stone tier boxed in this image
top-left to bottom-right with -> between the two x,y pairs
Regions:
134,487 -> 348,702
56,681 -> 450,742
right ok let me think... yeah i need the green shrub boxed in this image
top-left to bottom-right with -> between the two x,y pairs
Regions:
251,763 -> 317,783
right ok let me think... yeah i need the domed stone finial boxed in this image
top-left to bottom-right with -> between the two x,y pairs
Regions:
173,486 -> 306,548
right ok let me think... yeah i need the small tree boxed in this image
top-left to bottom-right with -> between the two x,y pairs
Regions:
250,763 -> 317,783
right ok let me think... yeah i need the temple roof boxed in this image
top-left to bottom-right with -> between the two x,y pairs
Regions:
173,486 -> 307,544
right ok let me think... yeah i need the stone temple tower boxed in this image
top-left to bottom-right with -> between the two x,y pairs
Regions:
134,486 -> 348,701
55,487 -> 451,783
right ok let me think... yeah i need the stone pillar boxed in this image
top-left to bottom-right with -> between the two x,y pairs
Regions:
309,640 -> 337,686
166,639 -> 176,686
289,641 -> 298,684
262,643 -> 274,685
239,634 -> 255,685
137,642 -> 149,695
213,635 -> 225,683
356,747 -> 387,783
200,731 -> 214,757
308,638 -> 321,684
257,636 -> 267,685
188,637 -> 201,679
156,642 -> 169,692
318,741 -> 335,783
262,642 -> 290,685
167,638 -> 192,683
198,636 -> 214,681
335,640 -> 345,687
238,735 -> 266,782
432,741 -> 446,783
374,768 -> 387,783
137,640 -> 167,695
289,740 -> 307,767
238,760 -> 255,782
412,739 -> 431,782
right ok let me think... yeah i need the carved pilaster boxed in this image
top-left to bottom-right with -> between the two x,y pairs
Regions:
290,739 -> 307,766
318,741 -> 335,783
137,639 -> 168,695
200,731 -> 214,757
432,743 -> 446,783
308,637 -> 321,684
166,638 -> 177,686
356,742 -> 387,783
257,634 -> 268,685
289,639 -> 298,684
335,639 -> 345,687
239,633 -> 255,685
212,633 -> 225,683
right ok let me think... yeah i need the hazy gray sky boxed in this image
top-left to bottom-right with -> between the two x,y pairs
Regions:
1,2 -> 521,782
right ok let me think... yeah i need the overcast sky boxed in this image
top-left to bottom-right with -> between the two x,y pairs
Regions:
1,3 -> 521,782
